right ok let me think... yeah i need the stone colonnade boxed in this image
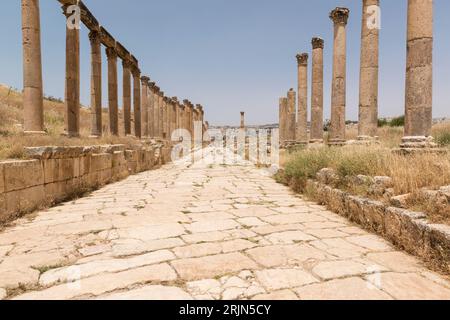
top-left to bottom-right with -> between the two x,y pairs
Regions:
279,0 -> 435,150
20,0 -> 206,143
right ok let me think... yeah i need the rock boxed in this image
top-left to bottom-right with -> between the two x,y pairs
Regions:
373,176 -> 393,188
390,194 -> 411,208
439,185 -> 450,201
316,168 -> 339,185
352,175 -> 374,186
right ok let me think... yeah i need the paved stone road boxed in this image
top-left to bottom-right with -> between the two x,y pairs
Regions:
1,147 -> 450,300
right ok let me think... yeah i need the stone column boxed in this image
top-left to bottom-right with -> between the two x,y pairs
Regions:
106,47 -> 119,136
22,0 -> 45,134
279,97 -> 287,145
296,53 -> 309,144
141,76 -> 150,138
133,67 -> 142,139
329,7 -> 350,145
159,93 -> 164,139
122,59 -> 132,136
401,0 -> 436,149
286,89 -> 297,144
240,112 -> 245,129
64,5 -> 80,137
310,37 -> 324,143
358,0 -> 379,140
89,30 -> 102,138
153,86 -> 160,138
148,82 -> 155,138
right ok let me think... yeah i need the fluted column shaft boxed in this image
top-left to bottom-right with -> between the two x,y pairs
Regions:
148,84 -> 155,137
296,53 -> 309,143
159,94 -> 164,138
402,0 -> 434,148
311,38 -> 324,142
106,47 -> 119,136
329,8 -> 350,145
64,8 -> 80,137
240,112 -> 245,129
22,0 -> 44,133
358,0 -> 379,139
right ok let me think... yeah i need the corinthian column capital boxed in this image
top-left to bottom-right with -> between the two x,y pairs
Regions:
312,37 -> 324,49
330,7 -> 350,25
296,53 -> 309,65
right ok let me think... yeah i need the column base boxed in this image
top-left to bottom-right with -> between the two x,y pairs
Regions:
24,130 -> 47,136
61,132 -> 80,138
400,136 -> 437,149
309,139 -> 324,144
393,136 -> 445,155
88,135 -> 101,139
327,139 -> 346,146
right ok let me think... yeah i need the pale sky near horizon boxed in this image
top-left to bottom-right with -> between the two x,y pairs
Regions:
1,0 -> 449,126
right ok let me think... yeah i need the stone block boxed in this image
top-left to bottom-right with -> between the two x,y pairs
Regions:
3,160 -> 44,192
384,207 -> 404,245
79,155 -> 91,177
425,224 -> 450,273
0,163 -> 4,194
362,200 -> 385,234
399,211 -> 428,257
91,154 -> 112,172
19,185 -> 45,213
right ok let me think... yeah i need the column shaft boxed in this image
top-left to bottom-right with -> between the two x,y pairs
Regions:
64,15 -> 80,137
106,47 -> 119,136
402,0 -> 435,148
22,0 -> 44,133
122,61 -> 132,136
286,89 -> 297,142
296,53 -> 309,143
89,31 -> 102,137
358,0 -> 379,139
279,97 -> 287,145
141,77 -> 149,138
329,8 -> 350,145
311,38 -> 324,142
133,69 -> 141,139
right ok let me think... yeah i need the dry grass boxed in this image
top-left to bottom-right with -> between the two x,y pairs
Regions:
279,124 -> 450,224
0,84 -> 140,160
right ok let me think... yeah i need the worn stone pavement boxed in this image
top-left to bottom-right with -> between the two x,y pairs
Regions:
0,147 -> 450,300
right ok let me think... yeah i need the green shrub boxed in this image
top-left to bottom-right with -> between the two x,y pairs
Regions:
436,131 -> 450,147
389,115 -> 405,127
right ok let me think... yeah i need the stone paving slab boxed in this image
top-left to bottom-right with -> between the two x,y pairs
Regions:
0,147 -> 449,300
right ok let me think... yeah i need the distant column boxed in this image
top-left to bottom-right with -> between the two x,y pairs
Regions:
401,0 -> 436,149
310,37 -> 324,143
279,97 -> 288,145
133,67 -> 142,139
240,112 -> 245,129
141,76 -> 150,138
89,31 -> 102,138
64,4 -> 80,137
122,59 -> 132,136
106,47 -> 119,135
154,86 -> 161,138
296,53 -> 309,144
22,0 -> 45,134
159,92 -> 164,139
286,89 -> 297,143
329,7 -> 350,145
358,0 -> 379,140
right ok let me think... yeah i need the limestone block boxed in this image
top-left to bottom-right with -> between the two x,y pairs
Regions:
384,207 -> 404,245
399,211 -> 428,257
0,163 -> 4,194
3,160 -> 44,192
19,185 -> 45,213
361,199 -> 385,234
91,154 -> 112,172
390,194 -> 411,208
4,190 -> 20,221
426,224 -> 450,272
79,155 -> 91,177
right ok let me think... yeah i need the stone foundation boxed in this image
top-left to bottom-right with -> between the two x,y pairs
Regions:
0,142 -> 172,224
306,180 -> 450,274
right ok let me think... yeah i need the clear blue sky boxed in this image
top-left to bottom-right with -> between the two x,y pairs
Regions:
1,0 -> 449,126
